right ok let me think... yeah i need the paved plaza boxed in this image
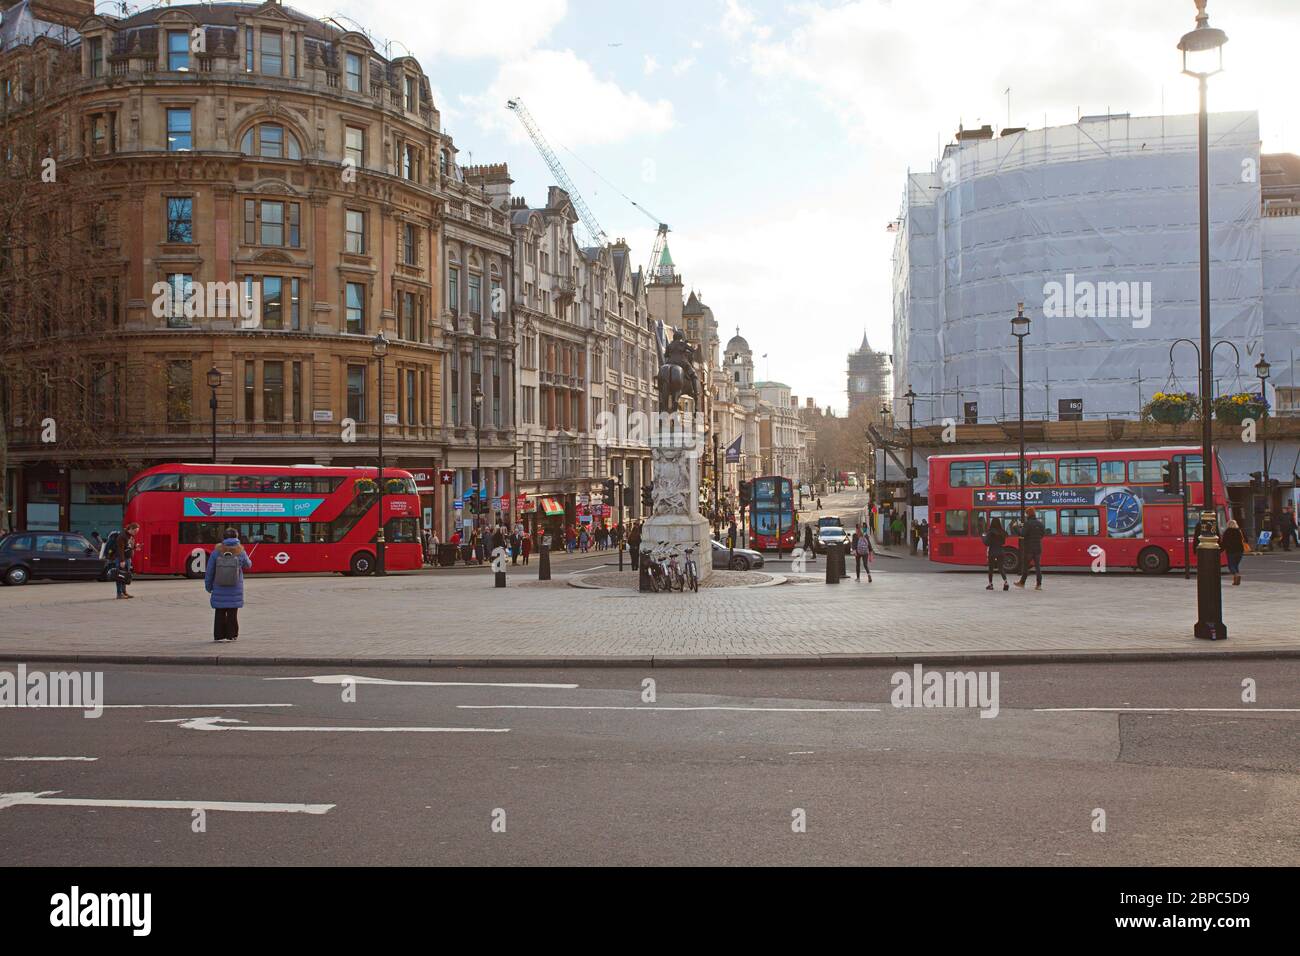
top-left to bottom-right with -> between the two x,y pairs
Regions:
1,558 -> 1296,665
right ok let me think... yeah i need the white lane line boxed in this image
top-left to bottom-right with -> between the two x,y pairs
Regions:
457,705 -> 880,713
2,703 -> 294,710
0,790 -> 332,814
264,674 -> 578,689
151,716 -> 508,733
4,757 -> 98,762
1034,707 -> 1300,713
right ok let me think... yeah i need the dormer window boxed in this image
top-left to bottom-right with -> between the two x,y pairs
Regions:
345,52 -> 363,92
240,123 -> 301,159
404,76 -> 417,111
87,37 -> 104,78
167,31 -> 190,71
261,30 -> 283,75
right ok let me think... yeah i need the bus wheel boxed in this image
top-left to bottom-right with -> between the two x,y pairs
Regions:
1000,548 -> 1020,575
1137,547 -> 1170,574
350,551 -> 375,576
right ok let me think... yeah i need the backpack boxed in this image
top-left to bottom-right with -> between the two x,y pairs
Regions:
102,530 -> 120,561
213,549 -> 241,588
855,535 -> 871,556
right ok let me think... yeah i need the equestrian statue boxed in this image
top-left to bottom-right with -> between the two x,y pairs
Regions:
657,329 -> 701,413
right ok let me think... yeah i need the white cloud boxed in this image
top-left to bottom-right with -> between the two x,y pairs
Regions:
288,0 -> 567,60
464,49 -> 674,148
644,55 -> 660,76
671,56 -> 696,76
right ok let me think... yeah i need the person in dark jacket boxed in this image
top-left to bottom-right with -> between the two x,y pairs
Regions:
204,528 -> 252,642
629,521 -> 642,570
1013,507 -> 1046,590
1280,506 -> 1297,553
112,522 -> 139,599
984,517 -> 1008,590
1219,519 -> 1246,586
852,524 -> 874,582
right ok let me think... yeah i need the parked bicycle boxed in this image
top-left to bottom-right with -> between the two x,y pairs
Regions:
682,545 -> 699,593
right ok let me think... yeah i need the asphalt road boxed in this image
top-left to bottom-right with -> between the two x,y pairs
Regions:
2,660 -> 1296,866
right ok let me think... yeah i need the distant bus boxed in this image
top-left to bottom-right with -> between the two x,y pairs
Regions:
749,475 -> 798,551
928,446 -> 1228,574
123,463 -> 423,577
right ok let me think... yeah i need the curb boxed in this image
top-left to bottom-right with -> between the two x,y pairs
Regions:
565,571 -> 787,590
5,646 -> 1299,670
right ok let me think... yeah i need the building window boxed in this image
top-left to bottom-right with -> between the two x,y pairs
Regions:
468,274 -> 481,315
292,361 -> 303,423
403,223 -> 418,266
260,201 -> 284,246
404,76 -> 417,111
347,365 -> 366,421
345,282 -> 365,334
165,273 -> 192,327
404,369 -> 416,424
243,199 -> 300,247
261,277 -> 284,330
345,209 -> 365,254
243,362 -> 255,419
521,386 -> 535,424
88,112 -> 115,155
401,291 -> 418,341
88,37 -> 104,77
345,52 -> 363,92
263,361 -> 284,422
167,31 -> 189,71
260,30 -> 282,75
344,126 -> 365,168
448,266 -> 459,314
402,144 -> 420,182
166,361 -> 192,422
166,108 -> 192,151
245,27 -> 254,72
166,197 -> 192,243
240,123 -> 301,160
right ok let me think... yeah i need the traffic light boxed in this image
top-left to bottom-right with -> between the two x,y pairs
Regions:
641,483 -> 653,511
602,478 -> 616,503
622,487 -> 634,508
1163,462 -> 1182,496
1249,471 -> 1263,490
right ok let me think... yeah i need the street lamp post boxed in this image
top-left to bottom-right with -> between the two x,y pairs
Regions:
206,366 -> 221,464
473,386 -> 484,540
372,332 -> 389,576
905,387 -> 916,554
1256,354 -> 1270,516
1011,303 -> 1031,566
1180,0 -> 1228,640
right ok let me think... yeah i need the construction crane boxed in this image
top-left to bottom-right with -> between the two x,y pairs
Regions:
507,98 -> 671,271
507,98 -> 608,248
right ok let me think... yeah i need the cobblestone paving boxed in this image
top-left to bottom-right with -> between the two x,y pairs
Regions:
576,569 -> 774,589
0,564 -> 1295,662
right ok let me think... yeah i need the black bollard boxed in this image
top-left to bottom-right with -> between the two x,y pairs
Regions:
826,544 -> 839,584
538,543 -> 551,581
834,542 -> 846,582
495,571 -> 506,588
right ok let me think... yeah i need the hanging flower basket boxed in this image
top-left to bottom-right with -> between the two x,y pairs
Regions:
993,468 -> 1017,485
354,478 -> 378,495
1213,392 -> 1268,424
1143,391 -> 1197,425
1028,469 -> 1053,485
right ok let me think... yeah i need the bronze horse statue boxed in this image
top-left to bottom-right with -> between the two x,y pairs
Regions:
657,329 -> 701,413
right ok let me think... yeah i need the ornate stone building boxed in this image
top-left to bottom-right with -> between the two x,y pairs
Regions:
0,0 -> 516,538
847,331 -> 891,414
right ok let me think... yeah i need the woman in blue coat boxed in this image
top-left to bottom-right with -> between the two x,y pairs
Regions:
204,527 -> 253,642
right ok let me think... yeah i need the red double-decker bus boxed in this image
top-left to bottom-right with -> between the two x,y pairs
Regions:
928,446 -> 1228,574
748,475 -> 798,551
123,463 -> 423,577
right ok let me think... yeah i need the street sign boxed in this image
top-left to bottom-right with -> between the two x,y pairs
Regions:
1058,398 -> 1083,422
439,469 -> 456,485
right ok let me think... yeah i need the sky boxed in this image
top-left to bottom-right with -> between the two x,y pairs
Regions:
285,0 -> 1300,413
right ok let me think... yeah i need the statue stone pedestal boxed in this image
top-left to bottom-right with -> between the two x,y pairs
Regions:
641,421 -> 713,586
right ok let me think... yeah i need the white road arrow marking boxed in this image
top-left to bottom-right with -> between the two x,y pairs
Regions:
457,705 -> 880,713
264,674 -> 578,689
151,716 -> 508,733
0,790 -> 332,814
4,757 -> 97,762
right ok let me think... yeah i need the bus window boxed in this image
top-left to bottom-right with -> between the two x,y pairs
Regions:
1059,509 -> 1100,536
182,474 -> 227,492
989,460 -> 1022,485
949,461 -> 986,487
945,510 -> 970,535
1172,455 -> 1204,484
1100,460 -> 1125,484
1058,457 -> 1098,484
1027,459 -> 1056,483
126,473 -> 180,502
1129,460 -> 1165,483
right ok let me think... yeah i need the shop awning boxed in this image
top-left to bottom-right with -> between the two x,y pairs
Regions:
539,497 -> 565,516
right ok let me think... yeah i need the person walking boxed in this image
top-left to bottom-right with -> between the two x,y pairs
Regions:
1013,507 -> 1046,590
1220,519 -> 1246,586
112,522 -> 139,599
629,521 -> 642,571
803,522 -> 815,556
727,520 -> 737,551
919,519 -> 930,556
1279,505 -> 1297,553
204,527 -> 252,642
521,531 -> 532,565
983,517 -> 1009,590
890,514 -> 904,548
852,524 -> 874,582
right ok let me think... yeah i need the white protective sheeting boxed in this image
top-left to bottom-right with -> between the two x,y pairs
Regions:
893,113 -> 1283,426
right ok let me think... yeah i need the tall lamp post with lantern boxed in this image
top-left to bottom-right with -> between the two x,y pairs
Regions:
372,331 -> 389,576
1011,303 -> 1031,559
206,366 -> 222,464
1179,0 -> 1228,639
